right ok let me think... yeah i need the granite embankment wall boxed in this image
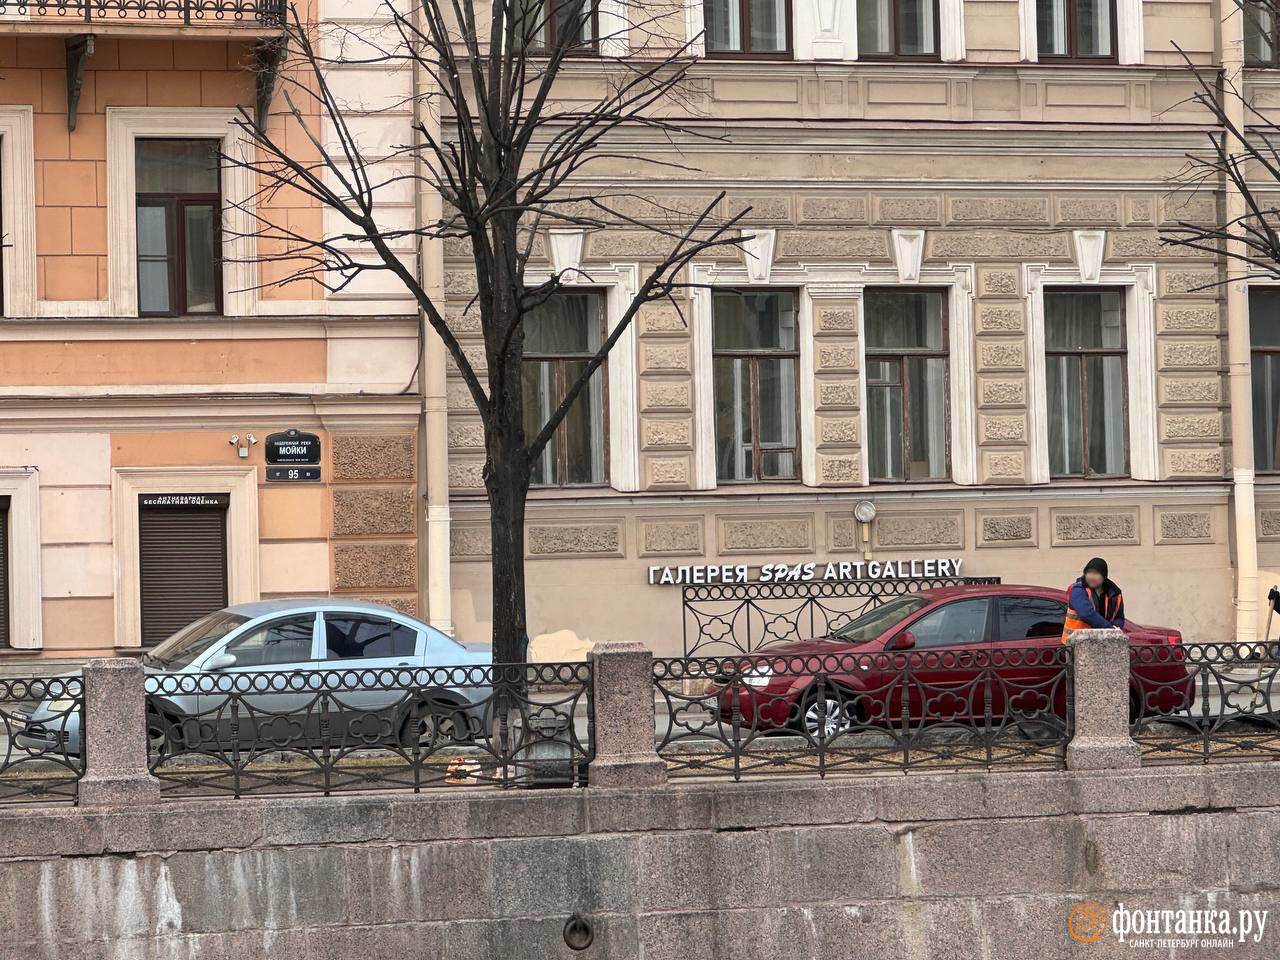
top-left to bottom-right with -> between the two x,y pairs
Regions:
2,632 -> 1273,959
1,763 -> 1278,960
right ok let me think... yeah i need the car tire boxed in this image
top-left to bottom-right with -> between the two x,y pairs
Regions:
797,686 -> 860,743
400,699 -> 473,748
145,709 -> 176,756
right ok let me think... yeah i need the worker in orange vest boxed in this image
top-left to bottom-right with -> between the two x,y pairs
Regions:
1061,557 -> 1125,643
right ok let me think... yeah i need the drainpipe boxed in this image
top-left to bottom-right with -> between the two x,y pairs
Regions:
413,16 -> 454,634
1221,6 -> 1259,643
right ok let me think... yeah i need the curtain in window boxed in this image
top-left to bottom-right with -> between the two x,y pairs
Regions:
1076,0 -> 1111,56
521,292 -> 606,486
1245,5 -> 1276,64
1036,0 -> 1068,56
1250,290 -> 1280,471
858,0 -> 893,55
1044,290 -> 1126,476
898,0 -> 936,55
749,0 -> 787,50
705,0 -> 742,50
712,290 -> 798,482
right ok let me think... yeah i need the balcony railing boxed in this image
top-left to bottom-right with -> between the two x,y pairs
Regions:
0,0 -> 285,25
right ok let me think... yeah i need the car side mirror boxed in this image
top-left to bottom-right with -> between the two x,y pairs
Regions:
890,630 -> 916,651
205,652 -> 237,671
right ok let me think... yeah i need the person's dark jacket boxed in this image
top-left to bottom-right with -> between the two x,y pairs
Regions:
1061,577 -> 1125,641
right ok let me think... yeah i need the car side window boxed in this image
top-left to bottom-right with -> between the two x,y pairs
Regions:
222,615 -> 316,667
998,596 -> 1068,640
323,615 -> 418,661
907,599 -> 991,649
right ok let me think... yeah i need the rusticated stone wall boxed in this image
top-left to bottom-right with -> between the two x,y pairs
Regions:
637,299 -> 695,489
329,433 -> 419,616
448,493 -> 1232,652
6,763 -> 1280,959
442,183 -> 1226,496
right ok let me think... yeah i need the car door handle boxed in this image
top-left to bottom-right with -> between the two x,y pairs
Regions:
397,661 -> 411,667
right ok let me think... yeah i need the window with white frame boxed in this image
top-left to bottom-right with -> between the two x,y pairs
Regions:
1245,0 -> 1280,66
864,288 -> 950,482
1044,288 -> 1128,478
520,0 -> 599,53
712,289 -> 800,482
1035,0 -> 1116,60
522,290 -> 609,487
858,0 -> 940,59
703,0 -> 790,56
135,139 -> 222,317
1249,288 -> 1280,472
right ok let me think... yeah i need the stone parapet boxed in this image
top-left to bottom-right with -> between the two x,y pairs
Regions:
1066,629 -> 1142,771
78,657 -> 161,807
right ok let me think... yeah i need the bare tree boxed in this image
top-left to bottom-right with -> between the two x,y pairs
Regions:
227,0 -> 746,663
1161,9 -> 1280,274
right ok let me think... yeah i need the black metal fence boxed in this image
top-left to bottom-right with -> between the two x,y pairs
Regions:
0,0 -> 285,23
682,577 -> 1002,656
1131,641 -> 1280,765
653,648 -> 1073,780
0,676 -> 83,804
144,663 -> 592,798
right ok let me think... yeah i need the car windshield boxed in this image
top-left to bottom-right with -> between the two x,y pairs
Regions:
143,610 -> 249,669
829,596 -> 932,644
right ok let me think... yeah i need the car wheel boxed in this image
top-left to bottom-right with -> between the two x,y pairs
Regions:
400,701 -> 472,748
798,687 -> 859,743
145,710 -> 175,756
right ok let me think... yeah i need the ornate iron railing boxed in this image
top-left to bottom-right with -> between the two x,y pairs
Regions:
145,662 -> 593,798
0,675 -> 83,804
1131,641 -> 1280,764
0,0 -> 285,24
682,577 -> 1003,656
653,648 -> 1072,780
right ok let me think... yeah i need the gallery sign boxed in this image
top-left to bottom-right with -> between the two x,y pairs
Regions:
647,557 -> 965,586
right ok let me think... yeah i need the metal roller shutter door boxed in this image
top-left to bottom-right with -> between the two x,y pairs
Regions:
138,497 -> 229,646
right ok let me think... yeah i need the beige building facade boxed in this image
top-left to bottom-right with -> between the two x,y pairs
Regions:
443,0 -> 1269,656
1,0 -> 1275,660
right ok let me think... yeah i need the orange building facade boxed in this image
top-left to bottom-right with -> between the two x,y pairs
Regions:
0,3 -> 429,657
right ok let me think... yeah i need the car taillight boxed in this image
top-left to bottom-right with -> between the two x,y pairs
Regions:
1166,634 -> 1181,645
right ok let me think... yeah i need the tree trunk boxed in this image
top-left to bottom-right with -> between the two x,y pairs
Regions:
485,427 -> 531,666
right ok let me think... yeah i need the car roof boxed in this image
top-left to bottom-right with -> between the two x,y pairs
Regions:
912,584 -> 1062,601
223,597 -> 426,624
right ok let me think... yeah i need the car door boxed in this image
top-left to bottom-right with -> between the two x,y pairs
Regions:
892,598 -> 995,725
197,613 -> 321,748
318,612 -> 423,745
989,595 -> 1070,727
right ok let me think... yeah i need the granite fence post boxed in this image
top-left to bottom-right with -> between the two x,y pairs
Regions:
1065,629 -> 1141,771
79,658 -> 162,806
588,641 -> 666,788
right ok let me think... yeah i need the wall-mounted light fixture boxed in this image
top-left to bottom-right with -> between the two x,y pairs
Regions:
228,433 -> 259,459
854,499 -> 877,557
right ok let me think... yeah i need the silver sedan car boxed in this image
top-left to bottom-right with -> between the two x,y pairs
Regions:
16,598 -> 492,756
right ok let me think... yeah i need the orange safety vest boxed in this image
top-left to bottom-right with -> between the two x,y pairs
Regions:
1060,583 -> 1123,643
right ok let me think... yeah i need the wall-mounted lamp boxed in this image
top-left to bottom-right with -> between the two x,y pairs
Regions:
854,499 -> 877,558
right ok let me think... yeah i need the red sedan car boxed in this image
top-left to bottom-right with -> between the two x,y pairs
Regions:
706,584 -> 1191,740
